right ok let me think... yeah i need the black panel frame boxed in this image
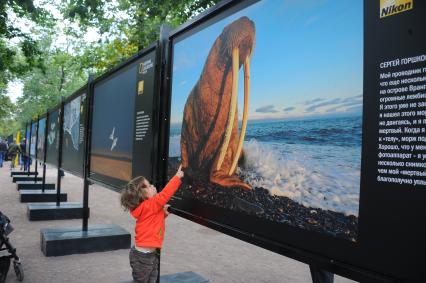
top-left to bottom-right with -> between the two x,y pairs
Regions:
158,0 -> 426,282
45,104 -> 61,167
29,119 -> 38,159
36,113 -> 48,162
60,85 -> 88,178
87,43 -> 160,191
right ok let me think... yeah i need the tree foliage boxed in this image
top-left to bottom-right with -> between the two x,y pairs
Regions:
0,91 -> 15,121
0,89 -> 16,137
0,0 -> 51,81
2,0 -> 222,136
15,34 -> 87,126
63,0 -> 221,70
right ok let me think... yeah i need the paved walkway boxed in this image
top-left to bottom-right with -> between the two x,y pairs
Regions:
0,161 -> 356,283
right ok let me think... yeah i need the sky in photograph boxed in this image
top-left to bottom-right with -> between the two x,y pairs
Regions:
170,0 -> 363,124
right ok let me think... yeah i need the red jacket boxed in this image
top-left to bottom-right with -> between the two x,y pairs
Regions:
130,176 -> 182,248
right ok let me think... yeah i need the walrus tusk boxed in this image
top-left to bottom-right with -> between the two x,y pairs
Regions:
216,48 -> 239,171
229,55 -> 250,175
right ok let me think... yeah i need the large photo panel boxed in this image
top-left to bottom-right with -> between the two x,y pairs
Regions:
89,64 -> 136,188
46,108 -> 60,166
132,49 -> 157,184
168,0 -> 362,243
89,50 -> 158,189
358,0 -> 426,281
36,116 -> 46,161
61,92 -> 87,176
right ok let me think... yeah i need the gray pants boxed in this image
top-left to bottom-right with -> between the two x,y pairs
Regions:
309,265 -> 334,283
129,247 -> 159,283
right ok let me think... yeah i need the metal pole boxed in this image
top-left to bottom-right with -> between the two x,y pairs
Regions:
28,122 -> 32,174
25,123 -> 30,175
42,113 -> 48,192
156,24 -> 171,283
56,102 -> 65,206
158,24 -> 172,189
34,117 -> 39,183
82,76 -> 93,232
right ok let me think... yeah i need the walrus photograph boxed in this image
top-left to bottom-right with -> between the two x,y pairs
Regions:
168,0 -> 362,241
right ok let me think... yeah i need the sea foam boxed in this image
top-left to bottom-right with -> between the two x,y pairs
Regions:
241,139 -> 360,216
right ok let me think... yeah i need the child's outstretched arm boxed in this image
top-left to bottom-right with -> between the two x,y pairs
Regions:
150,165 -> 184,209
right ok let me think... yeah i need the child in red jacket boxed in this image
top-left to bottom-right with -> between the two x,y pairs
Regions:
121,165 -> 184,283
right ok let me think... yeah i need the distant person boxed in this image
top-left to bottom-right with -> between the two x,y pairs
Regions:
0,139 -> 8,167
7,141 -> 21,169
20,139 -> 28,171
121,165 -> 184,283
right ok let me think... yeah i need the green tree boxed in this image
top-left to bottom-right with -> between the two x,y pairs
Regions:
15,33 -> 87,127
63,0 -> 220,70
0,0 -> 51,82
0,87 -> 16,137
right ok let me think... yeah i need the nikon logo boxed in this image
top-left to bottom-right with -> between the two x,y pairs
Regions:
380,0 -> 413,18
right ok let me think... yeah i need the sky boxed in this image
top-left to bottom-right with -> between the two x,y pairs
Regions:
170,0 -> 363,124
5,0 -> 101,102
7,81 -> 23,103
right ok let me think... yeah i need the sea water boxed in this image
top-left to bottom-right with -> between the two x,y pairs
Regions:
169,115 -> 361,216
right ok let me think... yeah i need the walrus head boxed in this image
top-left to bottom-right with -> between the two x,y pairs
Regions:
217,16 -> 256,69
215,17 -> 255,176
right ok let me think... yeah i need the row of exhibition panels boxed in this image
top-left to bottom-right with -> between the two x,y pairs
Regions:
25,44 -> 158,189
21,0 -> 425,282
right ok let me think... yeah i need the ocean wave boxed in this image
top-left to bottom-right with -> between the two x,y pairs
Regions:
240,139 -> 360,216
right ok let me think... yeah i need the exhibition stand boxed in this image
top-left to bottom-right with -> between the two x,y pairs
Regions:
40,81 -> 130,256
29,2 -> 426,280
18,117 -> 58,202
20,190 -> 67,203
10,171 -> 37,177
16,182 -> 55,191
12,176 -> 42,183
26,103 -> 79,221
40,224 -> 130,256
27,202 -> 85,221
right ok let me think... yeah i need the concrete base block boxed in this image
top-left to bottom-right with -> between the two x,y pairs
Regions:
161,272 -> 210,283
27,202 -> 87,221
13,176 -> 42,183
16,182 -> 55,191
40,224 -> 131,256
119,272 -> 209,283
19,191 -> 67,203
10,171 -> 37,177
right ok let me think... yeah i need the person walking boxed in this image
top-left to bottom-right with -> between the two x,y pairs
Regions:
19,140 -> 27,171
0,139 -> 8,168
7,141 -> 21,170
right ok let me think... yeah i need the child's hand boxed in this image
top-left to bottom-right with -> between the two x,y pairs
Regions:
163,204 -> 170,217
175,164 -> 184,179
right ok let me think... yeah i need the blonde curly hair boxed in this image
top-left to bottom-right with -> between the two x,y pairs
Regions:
120,176 -> 150,211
